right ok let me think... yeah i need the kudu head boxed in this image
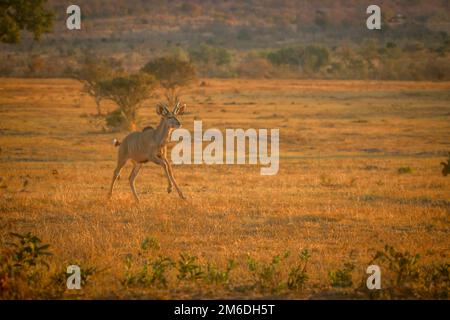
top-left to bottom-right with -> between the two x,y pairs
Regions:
156,101 -> 186,129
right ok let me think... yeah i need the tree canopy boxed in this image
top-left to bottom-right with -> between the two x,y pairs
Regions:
0,0 -> 54,44
142,56 -> 196,104
69,55 -> 123,115
99,73 -> 156,130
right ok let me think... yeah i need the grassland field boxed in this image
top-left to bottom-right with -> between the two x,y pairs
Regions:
0,78 -> 449,299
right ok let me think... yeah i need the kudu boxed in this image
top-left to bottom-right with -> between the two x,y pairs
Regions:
441,152 -> 450,177
109,102 -> 186,202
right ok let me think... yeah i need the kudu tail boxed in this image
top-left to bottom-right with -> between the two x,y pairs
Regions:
113,138 -> 121,147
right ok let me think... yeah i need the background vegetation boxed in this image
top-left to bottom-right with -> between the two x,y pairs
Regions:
0,0 -> 449,80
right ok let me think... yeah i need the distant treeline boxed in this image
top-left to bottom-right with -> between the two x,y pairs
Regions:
0,0 -> 449,80
1,38 -> 449,80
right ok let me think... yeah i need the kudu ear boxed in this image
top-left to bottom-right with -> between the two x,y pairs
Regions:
156,103 -> 169,116
174,103 -> 186,115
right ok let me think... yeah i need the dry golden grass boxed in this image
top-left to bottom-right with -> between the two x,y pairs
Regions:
0,78 -> 449,299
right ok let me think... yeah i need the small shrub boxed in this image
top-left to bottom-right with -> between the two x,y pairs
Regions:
0,232 -> 53,299
51,263 -> 98,289
141,236 -> 160,251
204,259 -> 235,285
105,108 -> 127,130
372,245 -> 420,288
123,254 -> 174,288
319,174 -> 334,187
329,262 -> 355,288
287,249 -> 310,290
123,236 -> 175,288
421,263 -> 450,299
176,253 -> 204,281
359,245 -> 449,299
363,245 -> 424,298
148,256 -> 175,288
247,251 -> 290,292
398,166 -> 413,174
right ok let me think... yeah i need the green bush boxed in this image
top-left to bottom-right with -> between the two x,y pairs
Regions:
204,259 -> 235,285
176,253 -> 204,281
123,254 -> 174,288
287,249 -> 310,290
363,245 -> 449,299
0,232 -> 54,298
398,166 -> 413,174
267,47 -> 304,66
105,108 -> 127,130
247,251 -> 290,292
329,262 -> 355,288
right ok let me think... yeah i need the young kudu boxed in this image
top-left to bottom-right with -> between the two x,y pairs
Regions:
109,102 -> 186,202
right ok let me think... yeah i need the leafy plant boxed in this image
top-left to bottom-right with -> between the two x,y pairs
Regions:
398,166 -> 413,174
176,253 -> 204,281
319,174 -> 334,187
329,262 -> 355,288
141,236 -> 160,251
105,108 -> 127,130
247,251 -> 290,292
51,262 -> 98,289
0,232 -> 53,298
122,236 -> 174,288
0,0 -> 54,44
421,263 -> 450,299
7,232 -> 52,268
287,249 -> 310,290
147,256 -> 175,288
372,245 -> 420,287
123,254 -> 174,288
362,244 -> 421,299
204,259 -> 235,285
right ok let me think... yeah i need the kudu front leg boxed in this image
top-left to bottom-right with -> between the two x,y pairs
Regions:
162,157 -> 185,200
166,171 -> 174,194
161,147 -> 173,193
153,155 -> 185,200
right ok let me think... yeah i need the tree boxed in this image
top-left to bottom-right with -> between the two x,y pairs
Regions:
188,44 -> 232,76
267,45 -> 329,74
303,45 -> 329,72
267,46 -> 304,66
70,56 -> 122,115
0,0 -> 53,44
99,73 -> 156,130
141,56 -> 196,105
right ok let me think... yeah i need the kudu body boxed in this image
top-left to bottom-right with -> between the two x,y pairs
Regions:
109,102 -> 186,202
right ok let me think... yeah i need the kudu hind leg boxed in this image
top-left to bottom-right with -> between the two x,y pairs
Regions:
129,163 -> 142,203
109,159 -> 126,198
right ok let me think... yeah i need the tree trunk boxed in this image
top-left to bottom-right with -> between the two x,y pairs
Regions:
128,121 -> 137,131
121,108 -> 136,131
95,96 -> 102,116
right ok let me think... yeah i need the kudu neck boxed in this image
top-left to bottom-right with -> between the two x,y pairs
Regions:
155,118 -> 172,145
